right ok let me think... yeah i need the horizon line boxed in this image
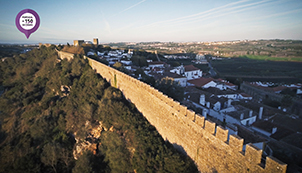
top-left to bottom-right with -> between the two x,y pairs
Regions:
1,38 -> 302,45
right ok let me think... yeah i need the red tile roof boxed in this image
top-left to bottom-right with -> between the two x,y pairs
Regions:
187,77 -> 214,87
184,65 -> 200,72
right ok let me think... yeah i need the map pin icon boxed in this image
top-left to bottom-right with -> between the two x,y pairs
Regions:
15,9 -> 40,39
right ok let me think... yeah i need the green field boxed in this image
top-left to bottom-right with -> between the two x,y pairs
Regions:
242,55 -> 302,62
211,57 -> 302,83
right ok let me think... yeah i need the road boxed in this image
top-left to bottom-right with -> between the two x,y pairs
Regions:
208,61 -> 217,77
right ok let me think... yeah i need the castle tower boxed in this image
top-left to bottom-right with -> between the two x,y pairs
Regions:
93,38 -> 98,46
74,40 -> 84,46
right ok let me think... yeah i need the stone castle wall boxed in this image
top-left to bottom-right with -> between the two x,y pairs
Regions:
58,51 -> 287,173
56,49 -> 75,61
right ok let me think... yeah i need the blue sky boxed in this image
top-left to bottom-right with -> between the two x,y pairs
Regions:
1,0 -> 302,44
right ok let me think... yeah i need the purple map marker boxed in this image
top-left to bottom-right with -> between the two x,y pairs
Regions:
15,9 -> 40,39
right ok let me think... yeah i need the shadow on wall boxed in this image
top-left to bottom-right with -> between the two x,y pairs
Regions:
173,143 -> 187,156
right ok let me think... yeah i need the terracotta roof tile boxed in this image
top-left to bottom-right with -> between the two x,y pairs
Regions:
184,65 -> 200,72
188,77 -> 214,87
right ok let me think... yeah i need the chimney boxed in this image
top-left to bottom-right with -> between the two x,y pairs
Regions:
202,109 -> 207,119
272,127 -> 277,134
206,102 -> 210,108
199,94 -> 205,106
240,113 -> 244,120
249,110 -> 253,117
259,107 -> 263,120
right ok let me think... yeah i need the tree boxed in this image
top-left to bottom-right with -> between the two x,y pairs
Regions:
134,68 -> 146,77
155,77 -> 184,102
0,45 -> 198,173
41,143 -> 60,173
170,61 -> 181,67
131,55 -> 148,67
72,152 -> 93,173
100,132 -> 132,173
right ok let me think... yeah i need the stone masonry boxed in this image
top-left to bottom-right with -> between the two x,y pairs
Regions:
58,50 -> 287,173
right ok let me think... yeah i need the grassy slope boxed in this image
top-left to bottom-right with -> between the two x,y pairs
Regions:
243,55 -> 302,62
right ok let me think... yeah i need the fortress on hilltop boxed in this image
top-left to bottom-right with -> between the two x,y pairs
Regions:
57,50 -> 287,173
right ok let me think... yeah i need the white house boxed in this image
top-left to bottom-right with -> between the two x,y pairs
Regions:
170,65 -> 202,80
224,82 -> 237,90
196,54 -> 205,60
187,78 -> 218,88
173,77 -> 187,87
184,65 -> 202,80
87,51 -> 95,56
187,77 -> 237,91
204,98 -> 257,126
97,51 -> 104,56
170,65 -> 185,74
239,93 -> 253,100
121,60 -> 132,65
187,91 -> 259,128
203,80 -> 220,89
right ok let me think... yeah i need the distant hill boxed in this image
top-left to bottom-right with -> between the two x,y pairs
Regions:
105,40 -> 302,62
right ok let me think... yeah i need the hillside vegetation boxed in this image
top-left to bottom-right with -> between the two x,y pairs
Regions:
0,46 -> 197,173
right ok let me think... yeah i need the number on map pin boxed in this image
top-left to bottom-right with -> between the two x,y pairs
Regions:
15,9 -> 40,39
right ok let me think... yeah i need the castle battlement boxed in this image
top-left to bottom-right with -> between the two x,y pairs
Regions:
57,50 -> 287,173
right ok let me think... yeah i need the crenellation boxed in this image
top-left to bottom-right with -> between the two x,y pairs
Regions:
157,91 -> 164,98
245,143 -> 262,165
144,83 -> 149,90
204,120 -> 216,135
167,97 -> 174,108
62,54 -> 288,173
140,81 -> 145,88
179,105 -> 187,116
144,83 -> 150,90
173,101 -> 180,112
150,87 -> 157,95
152,88 -> 157,96
162,95 -> 169,103
137,79 -> 142,86
229,134 -> 244,152
195,114 -> 205,128
216,125 -> 228,142
265,156 -> 287,173
186,109 -> 195,121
